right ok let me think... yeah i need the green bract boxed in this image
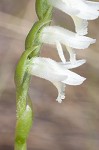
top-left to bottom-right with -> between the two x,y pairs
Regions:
36,0 -> 52,20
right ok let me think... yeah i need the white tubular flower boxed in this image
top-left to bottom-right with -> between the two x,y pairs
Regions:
48,0 -> 99,35
40,26 -> 95,63
28,57 -> 86,103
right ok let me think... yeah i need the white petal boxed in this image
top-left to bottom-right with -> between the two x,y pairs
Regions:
78,10 -> 99,20
69,0 -> 99,20
48,0 -> 79,15
71,15 -> 88,35
48,0 -> 99,20
74,34 -> 96,49
56,41 -> 66,63
29,57 -> 68,82
41,26 -> 96,49
59,59 -> 86,69
77,1 -> 99,20
62,70 -> 86,85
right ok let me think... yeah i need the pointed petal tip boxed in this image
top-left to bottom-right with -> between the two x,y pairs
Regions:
76,76 -> 86,85
82,77 -> 86,82
62,71 -> 86,86
78,76 -> 86,85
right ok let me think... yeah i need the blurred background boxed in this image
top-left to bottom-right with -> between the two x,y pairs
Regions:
0,0 -> 99,150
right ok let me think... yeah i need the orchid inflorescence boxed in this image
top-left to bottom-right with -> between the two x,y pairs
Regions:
14,0 -> 99,150
29,0 -> 98,103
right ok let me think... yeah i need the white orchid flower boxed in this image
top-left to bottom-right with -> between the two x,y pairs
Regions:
40,26 -> 96,63
28,57 -> 86,103
48,0 -> 99,35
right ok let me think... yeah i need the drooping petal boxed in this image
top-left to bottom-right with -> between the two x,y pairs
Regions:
41,26 -> 96,49
52,82 -> 66,103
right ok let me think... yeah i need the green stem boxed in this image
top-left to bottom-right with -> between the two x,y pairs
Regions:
15,142 -> 27,150
14,1 -> 53,150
